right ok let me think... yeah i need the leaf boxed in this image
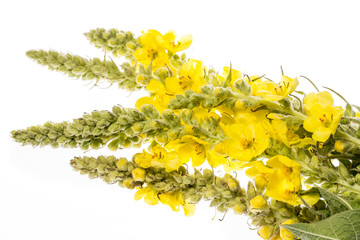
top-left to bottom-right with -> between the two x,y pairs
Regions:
282,209 -> 360,240
316,187 -> 353,214
350,200 -> 360,209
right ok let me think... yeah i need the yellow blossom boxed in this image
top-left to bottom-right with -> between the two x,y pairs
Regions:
158,191 -> 196,216
166,135 -> 209,167
251,75 -> 299,101
303,91 -> 344,142
133,145 -> 184,172
134,187 -> 159,205
222,113 -> 270,163
135,79 -> 175,112
280,219 -> 297,240
162,31 -> 192,53
265,156 -> 319,206
133,29 -> 191,70
246,156 -> 318,206
165,59 -> 206,94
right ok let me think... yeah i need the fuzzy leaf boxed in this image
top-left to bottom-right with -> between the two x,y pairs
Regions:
282,209 -> 360,240
317,187 -> 353,214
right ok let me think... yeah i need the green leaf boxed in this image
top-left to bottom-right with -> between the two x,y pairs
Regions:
350,200 -> 360,209
282,209 -> 360,240
316,187 -> 353,214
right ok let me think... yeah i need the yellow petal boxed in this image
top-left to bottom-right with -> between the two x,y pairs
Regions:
175,34 -> 192,52
183,203 -> 196,217
135,97 -> 154,110
144,188 -> 159,205
303,117 -> 323,132
312,128 -> 332,142
134,188 -> 148,201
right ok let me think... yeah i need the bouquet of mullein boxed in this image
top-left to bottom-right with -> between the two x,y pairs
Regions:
11,29 -> 360,240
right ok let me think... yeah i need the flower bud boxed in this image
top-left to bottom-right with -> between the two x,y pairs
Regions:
167,129 -> 180,139
232,203 -> 244,214
356,173 -> 360,184
116,159 -> 128,171
180,109 -> 194,124
131,122 -> 145,133
250,195 -> 267,209
227,178 -> 239,192
123,178 -> 135,189
257,225 -> 274,239
235,79 -> 252,95
141,104 -> 159,119
335,140 -> 347,153
132,168 -> 146,182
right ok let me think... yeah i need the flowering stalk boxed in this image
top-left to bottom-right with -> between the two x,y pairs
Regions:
12,28 -> 360,240
70,155 -> 322,237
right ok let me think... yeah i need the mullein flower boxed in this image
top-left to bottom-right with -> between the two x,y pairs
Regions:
303,91 -> 344,142
246,156 -> 319,206
221,113 -> 270,165
135,79 -> 175,112
134,187 -> 159,205
251,75 -> 299,101
158,191 -> 196,216
133,30 -> 191,70
166,135 -> 209,167
133,145 -> 184,172
165,59 -> 206,94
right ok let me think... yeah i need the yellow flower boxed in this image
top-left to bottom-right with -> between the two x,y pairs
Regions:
303,91 -> 344,142
222,113 -> 270,163
251,75 -> 299,101
158,191 -> 196,216
207,145 -> 228,168
280,219 -> 297,240
133,145 -> 184,172
218,66 -> 243,86
250,195 -> 267,209
162,31 -> 192,53
165,59 -> 206,94
166,135 -> 209,167
265,156 -> 302,205
246,157 -> 319,206
135,79 -> 176,112
134,187 -> 159,205
133,30 -> 191,70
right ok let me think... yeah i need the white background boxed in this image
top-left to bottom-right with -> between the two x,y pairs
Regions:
1,1 -> 360,239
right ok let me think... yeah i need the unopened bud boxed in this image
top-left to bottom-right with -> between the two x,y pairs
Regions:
258,225 -> 274,239
116,159 -> 128,171
123,178 -> 135,189
132,168 -> 146,182
250,195 -> 267,209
